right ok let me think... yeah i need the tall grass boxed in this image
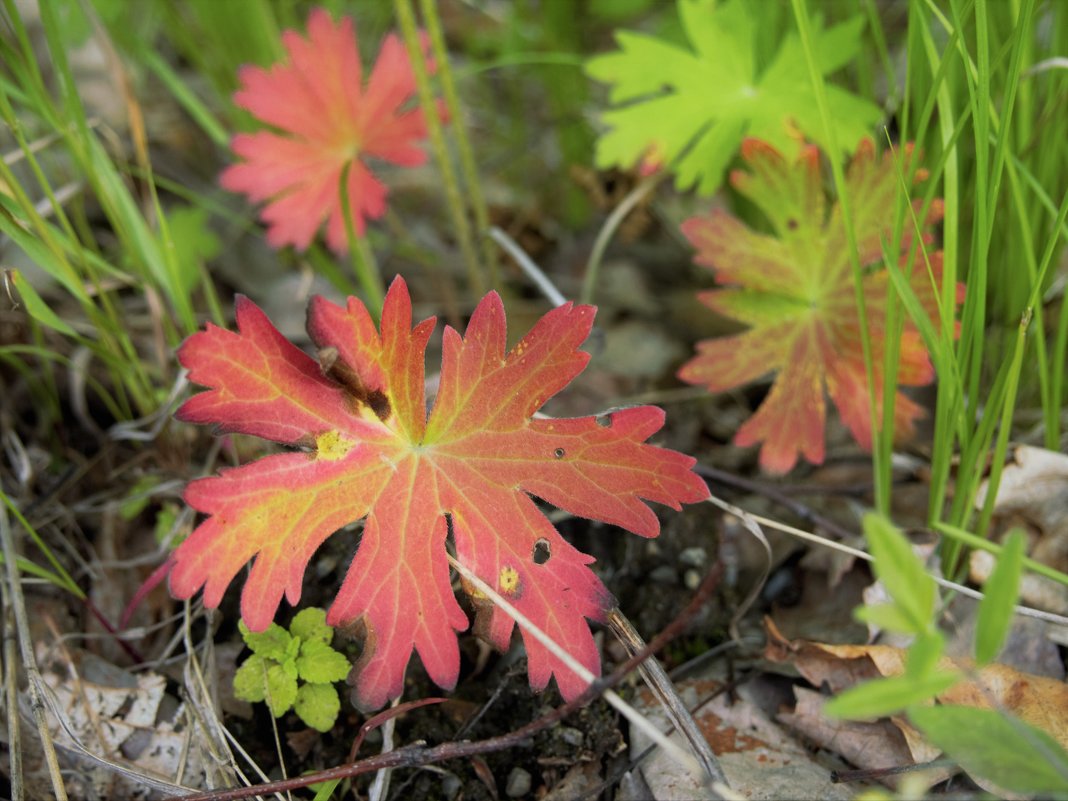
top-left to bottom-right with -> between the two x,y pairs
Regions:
793,0 -> 1066,563
905,0 -> 1067,552
0,0 -> 229,419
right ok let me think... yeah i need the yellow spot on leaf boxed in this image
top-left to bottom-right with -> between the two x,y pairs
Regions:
461,577 -> 487,601
315,430 -> 355,461
499,565 -> 520,595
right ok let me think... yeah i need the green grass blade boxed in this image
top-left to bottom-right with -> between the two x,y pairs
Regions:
790,0 -> 884,510
935,523 -> 1068,588
974,528 -> 1024,665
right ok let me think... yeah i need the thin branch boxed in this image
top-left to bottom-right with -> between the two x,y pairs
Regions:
607,607 -> 728,785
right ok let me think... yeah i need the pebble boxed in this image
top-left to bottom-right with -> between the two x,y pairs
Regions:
684,568 -> 702,590
678,546 -> 707,568
441,774 -> 462,800
506,766 -> 532,798
649,565 -> 679,584
559,726 -> 584,746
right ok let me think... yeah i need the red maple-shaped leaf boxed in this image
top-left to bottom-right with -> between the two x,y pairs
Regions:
220,9 -> 438,253
678,139 -> 962,474
170,278 -> 708,709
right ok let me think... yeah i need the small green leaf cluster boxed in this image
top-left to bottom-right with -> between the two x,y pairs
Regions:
828,515 -> 1068,795
233,607 -> 350,733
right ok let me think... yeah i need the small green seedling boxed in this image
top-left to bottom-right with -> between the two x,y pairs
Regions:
233,607 -> 351,732
828,516 -> 1068,795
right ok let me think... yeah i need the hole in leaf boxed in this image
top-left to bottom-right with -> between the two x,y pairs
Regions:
533,538 -> 551,564
444,514 -> 456,556
553,447 -> 565,459
595,413 -> 612,428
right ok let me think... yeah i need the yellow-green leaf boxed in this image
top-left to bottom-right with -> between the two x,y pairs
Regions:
290,607 -> 332,645
294,682 -> 341,732
233,654 -> 269,703
264,663 -> 297,717
297,639 -> 350,684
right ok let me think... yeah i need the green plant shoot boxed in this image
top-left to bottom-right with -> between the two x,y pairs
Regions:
233,607 -> 351,732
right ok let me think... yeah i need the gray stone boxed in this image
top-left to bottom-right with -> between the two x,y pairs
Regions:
505,766 -> 532,798
649,565 -> 679,584
678,546 -> 707,568
558,726 -> 584,747
441,774 -> 462,800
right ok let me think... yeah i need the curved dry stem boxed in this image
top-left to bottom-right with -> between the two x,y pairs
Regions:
31,675 -> 195,795
580,172 -> 663,306
704,493 -> 772,642
488,226 -> 567,307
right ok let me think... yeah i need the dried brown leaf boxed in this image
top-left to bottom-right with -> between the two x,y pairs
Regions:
764,618 -> 1068,753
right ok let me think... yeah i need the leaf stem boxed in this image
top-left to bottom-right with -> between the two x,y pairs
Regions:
392,0 -> 486,299
417,0 -> 497,291
339,162 -> 385,318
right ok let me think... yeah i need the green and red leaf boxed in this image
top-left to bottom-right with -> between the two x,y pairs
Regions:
170,278 -> 708,708
678,138 -> 962,473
